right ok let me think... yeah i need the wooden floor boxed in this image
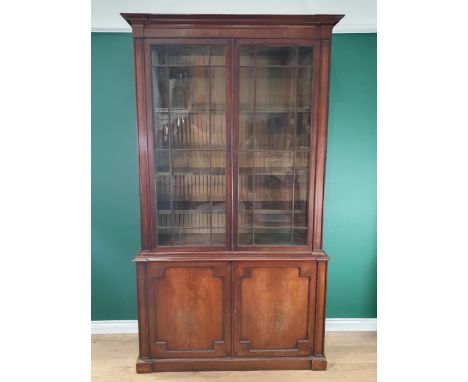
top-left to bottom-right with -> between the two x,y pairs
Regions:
92,332 -> 376,382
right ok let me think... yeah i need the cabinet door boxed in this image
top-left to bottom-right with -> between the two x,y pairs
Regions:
235,42 -> 317,249
233,261 -> 317,356
149,42 -> 231,249
147,262 -> 231,358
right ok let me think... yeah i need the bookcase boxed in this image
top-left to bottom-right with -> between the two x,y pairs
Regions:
122,13 -> 343,373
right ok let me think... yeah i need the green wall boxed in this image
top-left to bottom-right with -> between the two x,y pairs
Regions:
91,33 -> 376,320
324,34 -> 377,317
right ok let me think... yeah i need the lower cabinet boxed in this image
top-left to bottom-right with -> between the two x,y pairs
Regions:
138,259 -> 327,372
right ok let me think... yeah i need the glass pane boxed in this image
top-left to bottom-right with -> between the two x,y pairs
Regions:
155,150 -> 170,173
211,151 -> 226,173
156,173 -> 171,246
152,46 -> 166,65
173,174 -> 210,210
239,113 -> 254,149
157,210 -> 172,228
255,228 -> 291,245
167,45 -> 209,65
239,230 -> 253,246
212,151 -> 226,212
239,173 -> 253,211
156,174 -> 171,210
238,152 -> 254,216
254,151 -> 293,174
211,113 -> 226,148
153,113 -> 170,149
239,67 -> 254,111
298,67 -> 312,110
239,45 -> 255,66
295,151 -> 309,174
170,67 -> 209,110
255,112 -> 295,150
212,211 -> 226,229
293,212 -> 307,227
212,228 -> 226,245
256,46 -> 296,66
152,43 -> 227,247
294,174 -> 308,211
254,175 -> 293,210
171,112 -> 209,149
173,211 -> 211,228
298,47 -> 313,66
158,228 -> 172,246
210,67 -> 225,111
174,228 -> 210,245
238,151 -> 254,175
239,210 -> 253,226
152,67 -> 168,111
254,211 -> 292,228
293,229 -> 307,245
237,44 -> 312,247
296,112 -> 311,149
210,46 -> 226,65
256,68 -> 296,111
172,150 -> 210,174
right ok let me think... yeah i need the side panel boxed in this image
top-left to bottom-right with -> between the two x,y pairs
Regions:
233,261 -> 317,356
146,262 -> 231,358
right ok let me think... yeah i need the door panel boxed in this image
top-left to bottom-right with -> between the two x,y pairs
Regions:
233,261 -> 317,356
147,262 -> 231,358
146,40 -> 231,250
234,42 -> 317,249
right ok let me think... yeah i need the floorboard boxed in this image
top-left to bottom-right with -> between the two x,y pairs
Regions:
91,332 -> 376,382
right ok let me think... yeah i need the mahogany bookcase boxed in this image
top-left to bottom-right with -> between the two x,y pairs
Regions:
121,13 -> 343,373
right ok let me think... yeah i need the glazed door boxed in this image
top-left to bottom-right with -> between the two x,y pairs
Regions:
234,41 -> 319,250
233,261 -> 317,356
146,40 -> 232,250
147,262 -> 232,358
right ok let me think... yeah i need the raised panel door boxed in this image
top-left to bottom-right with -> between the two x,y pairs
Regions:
233,261 -> 317,356
147,262 -> 231,358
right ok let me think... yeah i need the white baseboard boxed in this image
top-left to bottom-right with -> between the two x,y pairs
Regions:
325,318 -> 376,331
91,318 -> 376,334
